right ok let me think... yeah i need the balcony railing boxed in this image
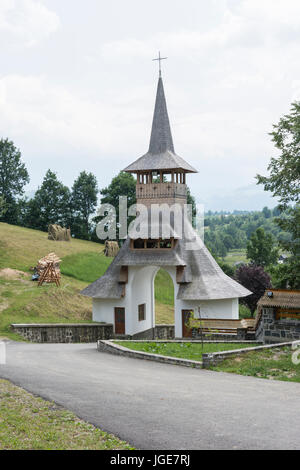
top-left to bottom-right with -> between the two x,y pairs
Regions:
136,182 -> 187,200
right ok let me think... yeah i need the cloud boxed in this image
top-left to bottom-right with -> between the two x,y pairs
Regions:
2,0 -> 299,210
0,0 -> 60,47
0,73 -> 152,160
100,0 -> 300,60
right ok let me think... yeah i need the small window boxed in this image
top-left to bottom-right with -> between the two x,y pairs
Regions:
133,239 -> 145,249
160,239 -> 172,249
146,239 -> 159,249
138,304 -> 146,322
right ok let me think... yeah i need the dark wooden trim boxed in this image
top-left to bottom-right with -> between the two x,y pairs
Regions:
176,266 -> 185,283
119,266 -> 128,284
138,303 -> 146,322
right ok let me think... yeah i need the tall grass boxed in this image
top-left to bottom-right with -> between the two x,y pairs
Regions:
154,269 -> 174,305
61,252 -> 113,283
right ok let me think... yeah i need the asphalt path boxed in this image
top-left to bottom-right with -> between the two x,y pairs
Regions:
1,341 -> 299,450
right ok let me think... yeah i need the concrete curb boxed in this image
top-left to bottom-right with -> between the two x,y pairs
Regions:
97,340 -> 204,369
97,339 -> 300,369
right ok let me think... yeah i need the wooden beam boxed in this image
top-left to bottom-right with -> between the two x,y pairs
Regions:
119,266 -> 128,284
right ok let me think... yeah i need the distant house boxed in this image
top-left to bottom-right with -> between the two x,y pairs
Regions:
257,289 -> 300,343
234,261 -> 245,267
278,254 -> 288,264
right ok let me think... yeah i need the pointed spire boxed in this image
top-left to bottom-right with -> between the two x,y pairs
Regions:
148,76 -> 175,155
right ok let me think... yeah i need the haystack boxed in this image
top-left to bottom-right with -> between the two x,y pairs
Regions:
104,241 -> 119,257
37,252 -> 61,286
48,224 -> 71,241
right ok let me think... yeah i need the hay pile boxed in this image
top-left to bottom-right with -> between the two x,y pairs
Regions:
48,224 -> 71,241
0,268 -> 29,280
104,241 -> 119,257
37,252 -> 61,282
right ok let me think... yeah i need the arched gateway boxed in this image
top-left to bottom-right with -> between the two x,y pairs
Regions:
81,71 -> 251,338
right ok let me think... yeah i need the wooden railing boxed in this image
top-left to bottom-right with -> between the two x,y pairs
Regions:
136,182 -> 187,200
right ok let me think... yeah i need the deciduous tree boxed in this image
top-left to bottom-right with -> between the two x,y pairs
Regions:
71,171 -> 98,239
0,138 -> 29,223
257,101 -> 300,287
247,227 -> 278,267
235,264 -> 272,317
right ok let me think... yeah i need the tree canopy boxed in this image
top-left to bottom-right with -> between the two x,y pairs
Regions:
257,101 -> 300,288
25,170 -> 71,232
235,264 -> 272,316
257,102 -> 300,207
71,171 -> 98,240
247,227 -> 278,267
0,138 -> 29,223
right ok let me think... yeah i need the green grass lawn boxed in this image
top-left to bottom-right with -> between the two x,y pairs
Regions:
115,341 -> 259,361
0,223 -> 102,272
224,249 -> 247,266
0,379 -> 133,450
154,269 -> 174,305
60,251 -> 113,283
211,347 -> 300,383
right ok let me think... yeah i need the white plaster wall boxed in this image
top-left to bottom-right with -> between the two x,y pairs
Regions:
92,298 -> 126,329
92,265 -> 239,338
127,266 -> 157,336
174,297 -> 239,337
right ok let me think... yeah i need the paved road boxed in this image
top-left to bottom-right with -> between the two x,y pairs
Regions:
0,341 -> 299,450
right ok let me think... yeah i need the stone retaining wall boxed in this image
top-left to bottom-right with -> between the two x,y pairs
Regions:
262,308 -> 300,343
154,324 -> 175,339
11,323 -> 113,343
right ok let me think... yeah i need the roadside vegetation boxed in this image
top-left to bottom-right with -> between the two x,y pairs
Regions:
211,347 -> 300,383
0,379 -> 133,450
115,341 -> 259,361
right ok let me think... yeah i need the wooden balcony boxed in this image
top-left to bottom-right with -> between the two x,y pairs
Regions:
136,182 -> 187,200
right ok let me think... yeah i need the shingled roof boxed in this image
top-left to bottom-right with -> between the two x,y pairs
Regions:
80,218 -> 251,301
258,289 -> 300,309
123,76 -> 197,174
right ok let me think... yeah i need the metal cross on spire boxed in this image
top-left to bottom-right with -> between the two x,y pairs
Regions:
152,51 -> 167,77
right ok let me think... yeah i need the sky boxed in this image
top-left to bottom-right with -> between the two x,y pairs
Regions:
1,0 -> 300,211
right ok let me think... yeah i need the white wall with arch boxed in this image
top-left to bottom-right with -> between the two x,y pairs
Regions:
92,265 -> 239,337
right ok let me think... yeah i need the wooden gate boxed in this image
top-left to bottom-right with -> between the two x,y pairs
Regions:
182,310 -> 193,338
114,307 -> 125,335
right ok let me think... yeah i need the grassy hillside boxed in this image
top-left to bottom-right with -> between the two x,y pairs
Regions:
0,223 -> 104,271
0,223 -> 174,339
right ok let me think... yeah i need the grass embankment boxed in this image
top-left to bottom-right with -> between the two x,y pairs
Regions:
0,379 -> 133,450
0,223 -> 111,339
115,341 -> 259,361
0,223 -> 173,338
211,346 -> 300,383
